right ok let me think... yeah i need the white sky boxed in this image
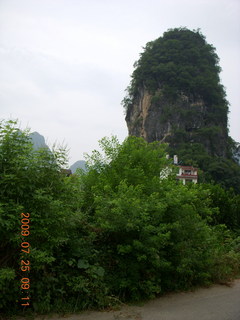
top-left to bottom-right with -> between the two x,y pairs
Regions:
0,0 -> 239,165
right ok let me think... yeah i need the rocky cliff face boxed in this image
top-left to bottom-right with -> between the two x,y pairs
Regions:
126,88 -> 228,158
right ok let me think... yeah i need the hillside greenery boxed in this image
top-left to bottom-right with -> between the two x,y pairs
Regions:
123,28 -> 240,192
1,120 -> 240,317
123,28 -> 228,118
168,141 -> 240,193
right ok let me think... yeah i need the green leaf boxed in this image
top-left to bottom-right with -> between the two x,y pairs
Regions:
77,259 -> 90,269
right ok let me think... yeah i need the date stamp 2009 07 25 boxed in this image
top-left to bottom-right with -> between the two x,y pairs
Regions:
20,212 -> 31,307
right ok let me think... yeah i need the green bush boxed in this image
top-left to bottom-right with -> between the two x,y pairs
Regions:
0,120 -> 108,314
79,136 -> 240,300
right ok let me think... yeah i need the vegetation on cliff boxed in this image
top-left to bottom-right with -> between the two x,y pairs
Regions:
123,28 -> 240,192
1,120 -> 240,316
124,28 -> 227,118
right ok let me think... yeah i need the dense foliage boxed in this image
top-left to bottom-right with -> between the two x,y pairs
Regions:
123,28 -> 228,118
0,120 -> 86,313
169,142 -> 240,193
0,121 -> 240,317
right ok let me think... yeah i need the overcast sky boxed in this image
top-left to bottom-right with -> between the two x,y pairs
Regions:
0,0 -> 239,165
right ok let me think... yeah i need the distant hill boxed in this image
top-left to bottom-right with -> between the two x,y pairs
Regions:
70,160 -> 86,173
29,131 -> 86,173
29,131 -> 50,151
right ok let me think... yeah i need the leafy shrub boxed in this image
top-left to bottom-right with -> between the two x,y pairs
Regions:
79,136 -> 240,300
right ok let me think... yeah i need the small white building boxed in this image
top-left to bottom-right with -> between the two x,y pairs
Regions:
160,155 -> 199,184
176,166 -> 198,185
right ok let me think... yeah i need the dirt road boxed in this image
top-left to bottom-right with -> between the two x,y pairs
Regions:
38,280 -> 240,320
